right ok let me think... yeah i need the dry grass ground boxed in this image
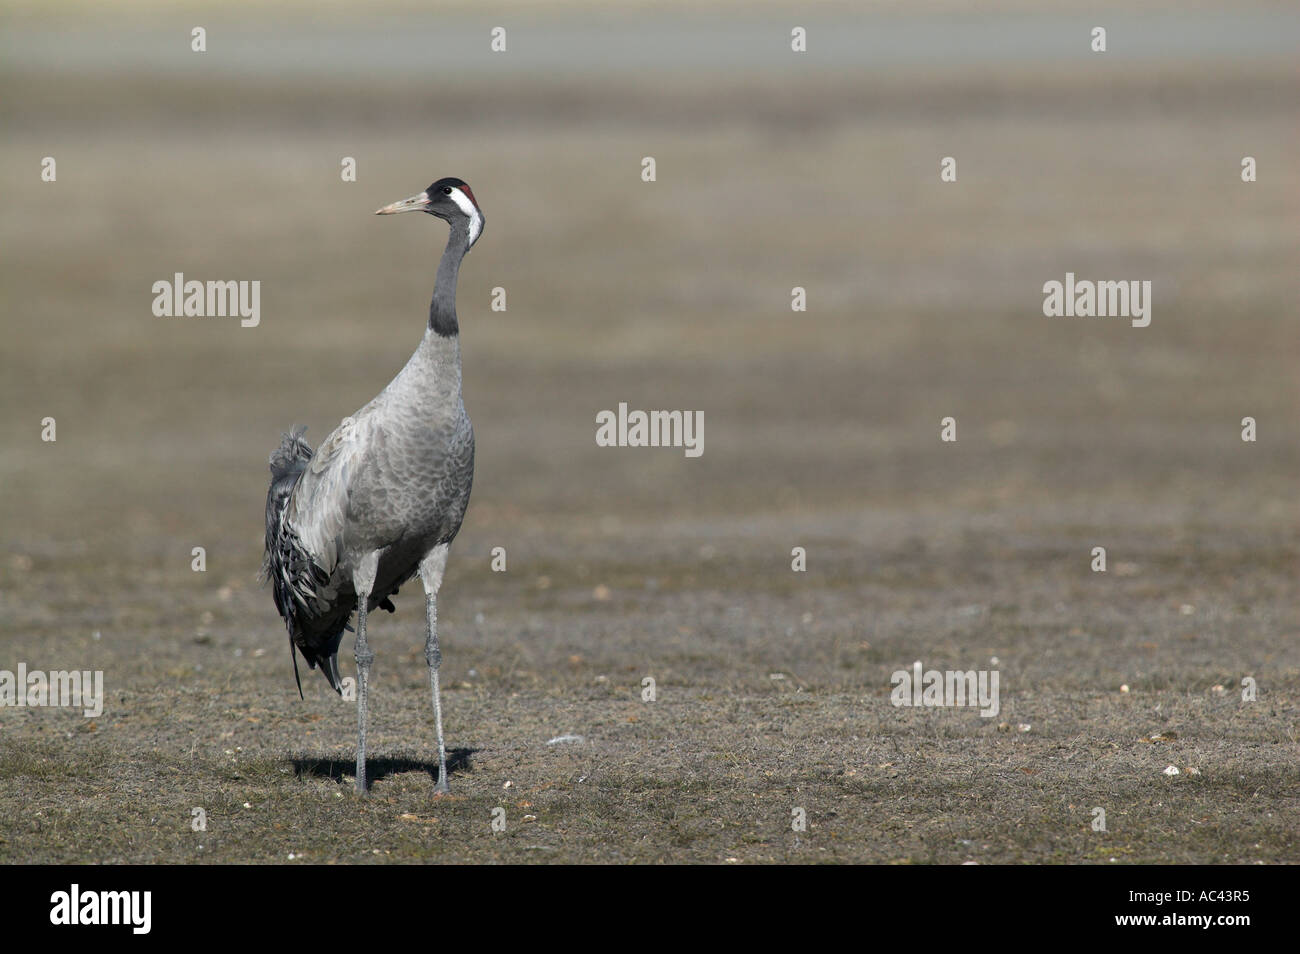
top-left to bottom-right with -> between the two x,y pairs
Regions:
0,6 -> 1297,863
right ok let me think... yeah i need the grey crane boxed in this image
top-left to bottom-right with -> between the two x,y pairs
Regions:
262,177 -> 484,795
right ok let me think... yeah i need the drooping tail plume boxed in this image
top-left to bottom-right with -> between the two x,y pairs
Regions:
263,427 -> 314,698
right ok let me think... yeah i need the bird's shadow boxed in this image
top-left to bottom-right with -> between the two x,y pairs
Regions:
292,748 -> 476,790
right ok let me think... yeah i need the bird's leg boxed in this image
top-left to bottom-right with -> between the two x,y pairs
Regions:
419,544 -> 451,794
354,601 -> 374,794
352,551 -> 381,795
425,593 -> 449,794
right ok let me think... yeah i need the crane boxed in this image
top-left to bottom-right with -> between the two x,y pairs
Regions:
262,177 -> 484,795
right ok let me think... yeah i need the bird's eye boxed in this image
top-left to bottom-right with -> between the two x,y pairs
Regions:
442,187 -> 453,195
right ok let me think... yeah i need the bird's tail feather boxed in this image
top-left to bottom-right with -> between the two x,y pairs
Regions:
262,426 -> 313,582
268,425 -> 313,482
264,426 -> 317,697
263,428 -> 362,699
289,635 -> 305,700
322,654 -> 343,695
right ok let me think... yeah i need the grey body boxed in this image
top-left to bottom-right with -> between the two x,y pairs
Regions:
278,334 -> 473,670
263,177 -> 484,793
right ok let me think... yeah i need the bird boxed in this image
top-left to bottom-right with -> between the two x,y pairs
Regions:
262,177 -> 484,795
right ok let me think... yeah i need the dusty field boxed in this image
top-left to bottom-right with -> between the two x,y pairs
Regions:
1,5 -> 1297,863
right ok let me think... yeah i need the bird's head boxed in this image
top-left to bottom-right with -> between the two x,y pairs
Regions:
375,177 -> 485,250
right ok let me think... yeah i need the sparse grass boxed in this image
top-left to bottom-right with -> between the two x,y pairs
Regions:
2,6 -> 1298,862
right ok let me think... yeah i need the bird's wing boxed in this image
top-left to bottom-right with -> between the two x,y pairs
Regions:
285,411 -> 377,588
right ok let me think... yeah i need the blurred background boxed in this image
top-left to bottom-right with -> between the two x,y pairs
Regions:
0,1 -> 1296,862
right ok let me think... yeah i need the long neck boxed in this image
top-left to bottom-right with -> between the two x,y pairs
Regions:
429,221 -> 470,337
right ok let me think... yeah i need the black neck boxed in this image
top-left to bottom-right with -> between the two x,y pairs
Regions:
429,220 -> 470,337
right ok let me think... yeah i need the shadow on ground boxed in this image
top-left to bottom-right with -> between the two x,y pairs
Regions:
292,749 -> 477,788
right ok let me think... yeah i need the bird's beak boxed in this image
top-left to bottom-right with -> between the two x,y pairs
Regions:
375,191 -> 431,215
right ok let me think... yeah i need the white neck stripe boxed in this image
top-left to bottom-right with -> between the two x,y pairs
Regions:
448,187 -> 483,248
